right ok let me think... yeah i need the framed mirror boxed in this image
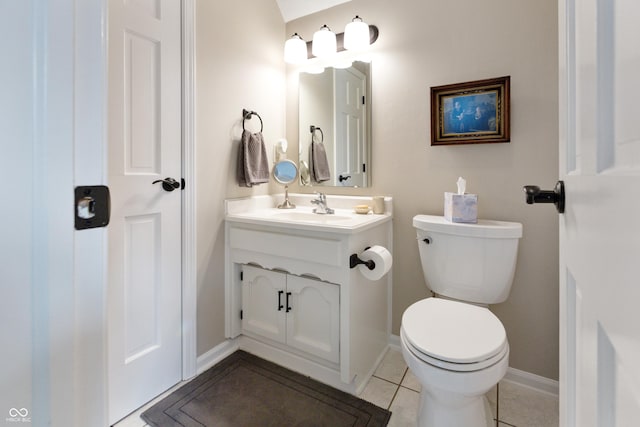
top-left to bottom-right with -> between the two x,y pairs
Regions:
298,61 -> 371,188
273,159 -> 298,209
273,159 -> 298,184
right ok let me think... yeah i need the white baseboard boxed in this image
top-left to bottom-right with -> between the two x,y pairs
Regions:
388,333 -> 401,350
503,367 -> 559,397
196,338 -> 239,374
388,334 -> 559,397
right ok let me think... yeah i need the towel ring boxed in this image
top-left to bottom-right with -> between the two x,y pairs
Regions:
242,109 -> 263,132
310,125 -> 323,143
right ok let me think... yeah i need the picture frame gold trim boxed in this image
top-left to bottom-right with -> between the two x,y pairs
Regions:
431,76 -> 510,146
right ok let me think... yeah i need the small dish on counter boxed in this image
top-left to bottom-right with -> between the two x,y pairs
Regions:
353,204 -> 371,215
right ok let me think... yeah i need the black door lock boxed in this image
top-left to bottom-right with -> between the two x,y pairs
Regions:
75,185 -> 111,230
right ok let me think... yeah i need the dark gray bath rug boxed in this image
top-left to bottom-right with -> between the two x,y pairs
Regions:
141,350 -> 391,426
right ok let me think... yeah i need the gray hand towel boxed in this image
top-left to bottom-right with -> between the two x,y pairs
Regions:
237,130 -> 269,187
311,140 -> 330,182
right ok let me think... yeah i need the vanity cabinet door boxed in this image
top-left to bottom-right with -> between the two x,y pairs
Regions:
241,265 -> 286,344
285,275 -> 340,363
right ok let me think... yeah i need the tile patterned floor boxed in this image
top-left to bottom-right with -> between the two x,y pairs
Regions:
359,348 -> 559,427
115,348 -> 559,427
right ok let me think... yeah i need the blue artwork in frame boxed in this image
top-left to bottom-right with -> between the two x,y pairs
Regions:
431,76 -> 510,145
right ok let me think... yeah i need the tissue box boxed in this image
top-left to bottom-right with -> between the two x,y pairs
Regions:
444,192 -> 478,223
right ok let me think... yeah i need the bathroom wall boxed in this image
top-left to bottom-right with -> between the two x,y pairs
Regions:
285,0 -> 560,380
195,0 -> 286,355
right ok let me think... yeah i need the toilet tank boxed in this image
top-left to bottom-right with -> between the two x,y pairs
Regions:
413,215 -> 522,304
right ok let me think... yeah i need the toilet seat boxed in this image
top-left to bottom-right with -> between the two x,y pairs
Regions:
402,329 -> 508,372
401,298 -> 508,372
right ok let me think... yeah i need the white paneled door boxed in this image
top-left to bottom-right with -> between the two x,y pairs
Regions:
559,0 -> 640,425
107,0 -> 182,423
335,67 -> 367,187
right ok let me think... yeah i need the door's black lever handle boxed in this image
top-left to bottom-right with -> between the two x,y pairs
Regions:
152,177 -> 180,192
523,181 -> 565,214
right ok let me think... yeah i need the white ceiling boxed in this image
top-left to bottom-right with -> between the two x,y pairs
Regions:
276,0 -> 352,22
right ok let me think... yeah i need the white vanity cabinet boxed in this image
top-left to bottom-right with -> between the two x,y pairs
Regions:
241,265 -> 340,363
225,194 -> 393,395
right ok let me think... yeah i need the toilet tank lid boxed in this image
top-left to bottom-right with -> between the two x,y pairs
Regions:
413,215 -> 522,238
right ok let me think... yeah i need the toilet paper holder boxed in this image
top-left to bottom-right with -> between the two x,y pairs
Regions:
349,247 -> 375,270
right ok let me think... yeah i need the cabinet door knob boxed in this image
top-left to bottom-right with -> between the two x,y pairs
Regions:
278,290 -> 284,311
286,292 -> 292,312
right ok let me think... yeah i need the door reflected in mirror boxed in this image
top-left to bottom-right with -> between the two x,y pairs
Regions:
298,61 -> 371,188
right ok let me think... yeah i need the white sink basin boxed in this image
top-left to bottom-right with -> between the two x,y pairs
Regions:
271,211 -> 353,223
226,207 -> 389,232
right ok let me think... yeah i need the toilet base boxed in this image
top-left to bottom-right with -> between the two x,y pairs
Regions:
400,328 -> 507,427
417,389 -> 494,427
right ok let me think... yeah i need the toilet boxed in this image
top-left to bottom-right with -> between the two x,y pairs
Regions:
401,215 -> 522,427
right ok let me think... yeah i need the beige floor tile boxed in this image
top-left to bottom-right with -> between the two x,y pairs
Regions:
387,386 -> 420,427
486,384 -> 498,419
497,380 -> 559,427
359,376 -> 399,410
374,348 -> 408,384
401,368 -> 422,392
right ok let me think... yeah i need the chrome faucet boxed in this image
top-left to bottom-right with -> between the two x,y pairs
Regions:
311,192 -> 334,214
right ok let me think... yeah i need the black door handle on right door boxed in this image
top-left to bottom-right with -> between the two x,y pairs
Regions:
523,180 -> 565,214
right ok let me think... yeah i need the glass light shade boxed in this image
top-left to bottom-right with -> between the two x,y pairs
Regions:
312,25 -> 337,58
284,33 -> 307,64
344,16 -> 370,51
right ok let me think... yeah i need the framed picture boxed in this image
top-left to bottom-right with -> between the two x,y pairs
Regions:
431,76 -> 510,146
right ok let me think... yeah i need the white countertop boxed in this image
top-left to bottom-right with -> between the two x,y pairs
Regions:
225,194 -> 392,234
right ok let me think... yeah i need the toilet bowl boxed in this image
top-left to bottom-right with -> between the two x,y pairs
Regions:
402,215 -> 522,427
401,298 -> 508,427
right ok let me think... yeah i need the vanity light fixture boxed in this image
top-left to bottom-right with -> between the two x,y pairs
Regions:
312,25 -> 337,58
344,16 -> 370,51
285,16 -> 379,68
284,33 -> 307,64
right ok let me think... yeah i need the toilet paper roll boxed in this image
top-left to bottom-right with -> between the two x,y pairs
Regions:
358,245 -> 393,281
